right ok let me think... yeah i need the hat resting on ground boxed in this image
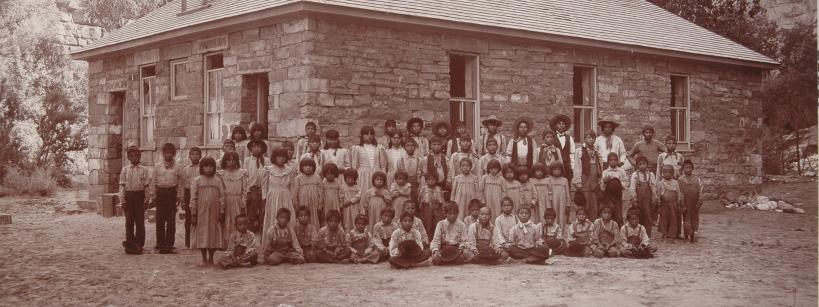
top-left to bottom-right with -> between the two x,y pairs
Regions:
550,114 -> 572,131
398,240 -> 424,258
439,245 -> 462,262
481,115 -> 503,127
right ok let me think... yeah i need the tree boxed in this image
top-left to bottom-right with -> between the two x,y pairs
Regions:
82,0 -> 172,31
648,0 -> 780,58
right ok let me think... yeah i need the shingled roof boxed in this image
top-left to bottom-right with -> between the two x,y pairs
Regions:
71,0 -> 778,67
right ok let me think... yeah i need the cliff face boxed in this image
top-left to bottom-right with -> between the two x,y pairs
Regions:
55,0 -> 103,51
759,0 -> 817,29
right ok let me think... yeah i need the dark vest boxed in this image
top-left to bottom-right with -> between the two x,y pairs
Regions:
511,136 -> 534,166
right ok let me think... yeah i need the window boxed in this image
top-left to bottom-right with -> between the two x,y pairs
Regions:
170,59 -> 190,100
241,73 -> 270,130
449,53 -> 480,142
139,65 -> 156,146
204,53 -> 224,145
671,75 -> 690,145
572,66 -> 596,141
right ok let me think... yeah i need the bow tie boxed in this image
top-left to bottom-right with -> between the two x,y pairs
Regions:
557,133 -> 565,137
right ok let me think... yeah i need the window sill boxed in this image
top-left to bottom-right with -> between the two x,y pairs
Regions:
170,96 -> 189,101
676,144 -> 694,153
139,145 -> 156,151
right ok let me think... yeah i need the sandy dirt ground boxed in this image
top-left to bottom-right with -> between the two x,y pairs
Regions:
0,182 -> 816,306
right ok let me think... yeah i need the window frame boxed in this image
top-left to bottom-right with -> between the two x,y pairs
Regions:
448,52 -> 481,143
670,74 -> 691,147
203,53 -> 225,146
170,59 -> 189,101
572,65 -> 597,144
139,64 -> 157,148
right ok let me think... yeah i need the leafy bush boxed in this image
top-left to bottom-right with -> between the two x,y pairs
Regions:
0,165 -> 57,197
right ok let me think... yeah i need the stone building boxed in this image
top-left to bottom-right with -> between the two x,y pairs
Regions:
72,0 -> 777,202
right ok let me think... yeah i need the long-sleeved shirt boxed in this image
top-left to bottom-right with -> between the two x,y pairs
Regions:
317,226 -> 347,250
592,218 -> 620,247
508,221 -> 542,249
346,228 -> 376,252
189,175 -> 226,215
629,170 -> 658,202
226,230 -> 257,255
657,178 -> 684,203
554,131 -> 576,168
505,137 -> 539,164
620,223 -> 651,248
372,221 -> 399,251
264,225 -> 302,254
182,163 -> 199,189
467,222 -> 505,253
243,156 -> 270,187
657,151 -> 685,178
412,217 -> 429,245
293,223 -> 319,248
478,153 -> 506,178
594,134 -> 627,166
494,213 -> 519,243
389,227 -> 425,257
567,219 -> 593,244
151,161 -> 185,202
601,167 -> 628,191
430,219 -> 469,253
480,133 -> 508,156
118,163 -> 150,203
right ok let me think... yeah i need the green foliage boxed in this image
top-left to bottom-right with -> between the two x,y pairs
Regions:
82,0 -> 172,31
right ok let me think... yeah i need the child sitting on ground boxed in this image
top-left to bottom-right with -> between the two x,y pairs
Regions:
504,205 -> 552,264
402,201 -> 429,249
372,207 -> 398,261
494,197 -> 519,244
430,202 -> 473,265
293,206 -> 319,263
263,208 -> 305,265
592,207 -> 620,258
467,207 -> 508,264
316,209 -> 351,263
540,208 -> 566,255
620,210 -> 658,259
565,207 -> 593,257
218,215 -> 258,269
463,199 -> 482,226
347,214 -> 382,264
389,212 -> 431,269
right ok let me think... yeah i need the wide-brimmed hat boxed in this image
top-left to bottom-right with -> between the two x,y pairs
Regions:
407,117 -> 424,130
439,244 -> 462,262
481,115 -> 503,127
550,114 -> 572,131
513,117 -> 534,131
398,240 -> 424,258
597,120 -> 620,129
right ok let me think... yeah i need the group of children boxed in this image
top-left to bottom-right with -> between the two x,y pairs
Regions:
118,115 -> 703,269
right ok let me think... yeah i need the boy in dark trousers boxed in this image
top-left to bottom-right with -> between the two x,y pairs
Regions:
119,145 -> 151,254
151,143 -> 184,253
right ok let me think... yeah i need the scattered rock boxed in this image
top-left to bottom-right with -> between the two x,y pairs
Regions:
794,208 -> 805,214
776,201 -> 794,211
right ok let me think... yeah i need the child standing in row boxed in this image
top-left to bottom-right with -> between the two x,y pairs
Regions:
390,171 -> 412,215
219,151 -> 248,247
261,149 -> 296,251
530,163 -> 550,225
601,152 -> 628,225
293,159 -> 322,227
479,160 -> 505,219
151,143 -> 184,254
190,156 -> 226,266
182,147 -> 202,248
480,115 -> 506,156
321,163 -> 342,226
518,166 -> 537,223
231,126 -> 248,160
385,130 -> 406,187
398,138 -> 423,202
501,164 -> 523,207
364,172 -> 391,231
352,126 -> 387,198
629,156 -> 658,237
657,165 -> 683,241
546,161 -> 571,232
244,140 -> 268,233
295,121 -> 321,161
321,130 -> 351,170
451,158 -> 479,220
679,160 -> 702,242
120,146 -> 151,255
478,138 -> 505,178
419,173 -> 445,242
341,168 -> 362,229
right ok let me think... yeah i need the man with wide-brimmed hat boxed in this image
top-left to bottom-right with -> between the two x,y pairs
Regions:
550,114 -> 576,182
506,117 -> 538,167
627,124 -> 666,172
480,115 -> 507,156
594,120 -> 627,168
407,117 -> 429,157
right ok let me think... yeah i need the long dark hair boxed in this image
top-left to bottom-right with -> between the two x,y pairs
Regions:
199,156 -> 217,176
231,126 -> 248,142
249,123 -> 266,140
219,151 -> 241,170
388,130 -> 404,149
359,126 -> 377,146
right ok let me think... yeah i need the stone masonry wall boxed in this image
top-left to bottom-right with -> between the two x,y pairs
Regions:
84,15 -> 765,201
307,17 -> 765,200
